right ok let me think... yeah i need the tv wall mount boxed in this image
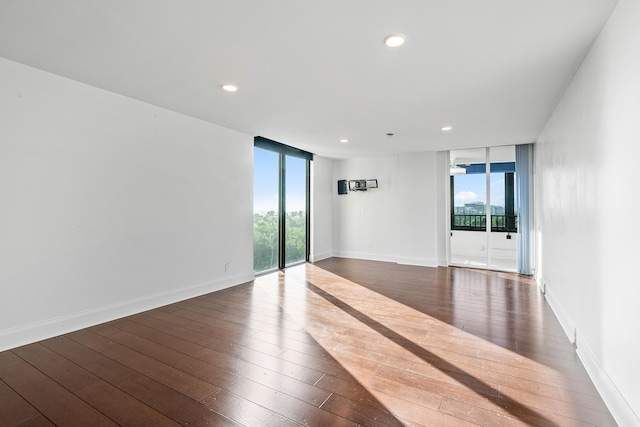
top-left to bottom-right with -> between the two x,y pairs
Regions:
338,179 -> 378,194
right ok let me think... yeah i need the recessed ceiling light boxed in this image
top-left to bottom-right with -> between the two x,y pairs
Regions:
221,84 -> 238,92
340,139 -> 349,143
384,33 -> 405,48
441,126 -> 453,132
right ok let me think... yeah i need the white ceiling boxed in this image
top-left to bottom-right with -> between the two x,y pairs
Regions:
0,0 -> 618,159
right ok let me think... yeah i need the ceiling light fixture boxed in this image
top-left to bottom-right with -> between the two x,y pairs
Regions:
441,126 -> 453,132
384,33 -> 405,48
221,84 -> 238,92
340,139 -> 349,143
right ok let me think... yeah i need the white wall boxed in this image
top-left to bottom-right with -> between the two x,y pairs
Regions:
311,156 -> 333,261
0,57 -> 255,351
332,152 -> 442,267
333,156 -> 399,262
397,152 -> 439,266
535,0 -> 640,424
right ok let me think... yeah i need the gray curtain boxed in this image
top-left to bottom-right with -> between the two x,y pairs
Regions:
515,144 -> 533,275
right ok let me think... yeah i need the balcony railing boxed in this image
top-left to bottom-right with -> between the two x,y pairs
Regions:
451,214 -> 517,232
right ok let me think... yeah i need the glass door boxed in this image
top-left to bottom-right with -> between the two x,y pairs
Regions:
449,146 -> 517,271
488,146 -> 517,270
450,148 -> 488,267
253,147 -> 281,273
284,155 -> 307,266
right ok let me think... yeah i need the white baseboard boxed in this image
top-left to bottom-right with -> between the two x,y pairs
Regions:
545,286 -> 639,426
577,336 -> 640,426
332,251 -> 397,263
0,272 -> 254,352
544,286 -> 576,344
310,251 -> 333,262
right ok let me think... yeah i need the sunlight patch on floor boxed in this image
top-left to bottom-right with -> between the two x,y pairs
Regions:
253,263 -> 567,426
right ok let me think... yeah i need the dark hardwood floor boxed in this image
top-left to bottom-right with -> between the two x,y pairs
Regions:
0,258 -> 617,426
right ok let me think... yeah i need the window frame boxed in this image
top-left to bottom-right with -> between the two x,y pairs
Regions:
254,136 -> 312,272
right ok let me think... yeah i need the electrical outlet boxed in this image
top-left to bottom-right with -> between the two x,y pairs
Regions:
224,263 -> 230,272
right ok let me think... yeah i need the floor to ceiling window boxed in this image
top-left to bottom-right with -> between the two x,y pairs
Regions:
449,146 -> 518,271
253,137 -> 311,274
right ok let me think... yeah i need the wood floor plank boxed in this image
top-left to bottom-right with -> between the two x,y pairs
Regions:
83,356 -> 139,386
193,346 -> 324,387
312,373 -> 388,409
280,348 -> 379,384
128,312 -> 248,358
125,312 -> 326,386
365,388 -> 474,427
182,298 -> 305,332
202,389 -> 301,427
164,308 -> 288,357
107,329 -> 331,408
201,383 -> 357,427
12,343 -> 101,392
15,416 -> 58,426
189,411 -> 245,427
82,357 -> 213,426
439,395 -> 551,427
324,366 -> 445,412
41,335 -> 105,367
0,360 -> 108,426
0,350 -> 22,370
251,328 -> 338,358
108,318 -> 206,355
375,363 -> 500,406
498,383 -> 618,426
75,380 -> 180,427
411,340 -> 599,397
320,392 -> 406,426
68,329 -> 220,401
0,380 -> 41,426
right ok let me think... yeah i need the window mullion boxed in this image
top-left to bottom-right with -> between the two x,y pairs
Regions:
278,153 -> 286,270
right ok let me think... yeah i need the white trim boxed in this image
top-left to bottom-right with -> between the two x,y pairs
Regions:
0,273 -> 254,352
544,286 -> 576,344
545,285 -> 639,426
310,251 -> 333,262
444,150 -> 452,267
577,339 -> 640,427
485,147 -> 492,268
